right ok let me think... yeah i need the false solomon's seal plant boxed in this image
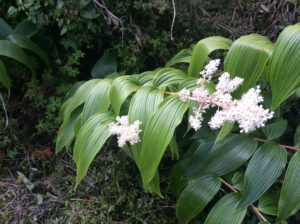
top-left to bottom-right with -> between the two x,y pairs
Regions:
57,24 -> 300,223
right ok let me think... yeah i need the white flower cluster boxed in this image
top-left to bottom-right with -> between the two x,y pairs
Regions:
109,116 -> 142,147
178,59 -> 274,133
200,59 -> 220,81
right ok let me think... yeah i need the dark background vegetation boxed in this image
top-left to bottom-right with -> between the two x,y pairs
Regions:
0,0 -> 299,223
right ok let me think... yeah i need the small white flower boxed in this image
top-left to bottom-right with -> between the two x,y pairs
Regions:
233,87 -> 273,133
178,88 -> 190,102
177,60 -> 273,133
209,86 -> 274,133
216,72 -> 244,94
191,87 -> 210,103
200,59 -> 221,81
208,109 -> 235,129
109,116 -> 142,147
189,106 -> 206,131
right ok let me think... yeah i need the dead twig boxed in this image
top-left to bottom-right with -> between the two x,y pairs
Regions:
0,93 -> 8,129
170,0 -> 176,40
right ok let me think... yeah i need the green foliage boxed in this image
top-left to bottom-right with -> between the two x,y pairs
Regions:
204,193 -> 247,224
0,17 -> 48,91
56,24 -> 300,223
176,174 -> 221,223
239,142 -> 287,208
224,34 -> 273,96
269,24 -> 300,109
277,151 -> 300,221
188,36 -> 232,77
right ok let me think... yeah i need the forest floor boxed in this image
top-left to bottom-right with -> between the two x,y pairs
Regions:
0,146 -> 177,224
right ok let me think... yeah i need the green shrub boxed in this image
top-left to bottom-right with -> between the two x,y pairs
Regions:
57,24 -> 300,223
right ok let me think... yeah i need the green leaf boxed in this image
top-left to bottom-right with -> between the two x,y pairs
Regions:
140,96 -> 189,186
0,18 -> 13,38
8,34 -> 50,67
239,142 -> 287,208
269,24 -> 300,109
176,174 -> 221,223
128,86 -> 164,165
231,172 -> 244,192
224,34 -> 273,96
262,119 -> 287,140
178,77 -> 198,90
74,112 -> 114,187
258,193 -> 279,216
0,60 -> 10,90
13,19 -> 37,37
55,107 -> 82,154
204,193 -> 247,224
294,126 -> 300,147
144,171 -> 162,197
170,140 -> 214,196
109,76 -> 139,115
277,151 -> 300,220
203,135 -> 258,176
214,121 -> 234,144
0,40 -> 34,74
81,79 -> 112,125
91,53 -> 117,78
138,71 -> 156,85
153,67 -> 187,87
166,48 -> 192,67
188,36 -> 232,77
60,79 -> 100,121
169,137 -> 180,160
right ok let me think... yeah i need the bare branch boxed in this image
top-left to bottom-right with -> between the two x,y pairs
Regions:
0,93 -> 8,129
170,0 -> 176,40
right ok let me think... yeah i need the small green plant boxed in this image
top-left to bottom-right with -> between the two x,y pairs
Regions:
0,17 -> 49,91
57,24 -> 300,223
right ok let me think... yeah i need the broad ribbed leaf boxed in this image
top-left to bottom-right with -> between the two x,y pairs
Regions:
294,126 -> 300,147
144,171 -> 162,197
0,60 -> 10,90
128,86 -> 164,164
188,36 -> 232,77
170,140 -> 213,196
140,96 -> 189,186
8,35 -> 50,67
178,77 -> 198,90
109,76 -> 139,115
258,193 -> 278,216
0,40 -> 34,74
224,34 -> 273,96
166,48 -> 192,67
269,24 -> 300,109
81,80 -> 112,125
13,19 -> 37,37
239,142 -> 287,208
231,172 -> 244,192
204,193 -> 247,224
169,137 -> 180,160
0,18 -> 12,38
203,135 -> 257,176
262,119 -> 287,140
74,112 -> 114,187
152,67 -> 187,87
60,79 -> 100,121
277,151 -> 300,220
138,71 -> 156,85
214,121 -> 234,143
176,174 -> 221,223
55,107 -> 82,154
91,53 -> 117,78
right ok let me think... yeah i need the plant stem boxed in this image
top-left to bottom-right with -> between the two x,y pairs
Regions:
219,177 -> 269,223
253,137 -> 300,151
